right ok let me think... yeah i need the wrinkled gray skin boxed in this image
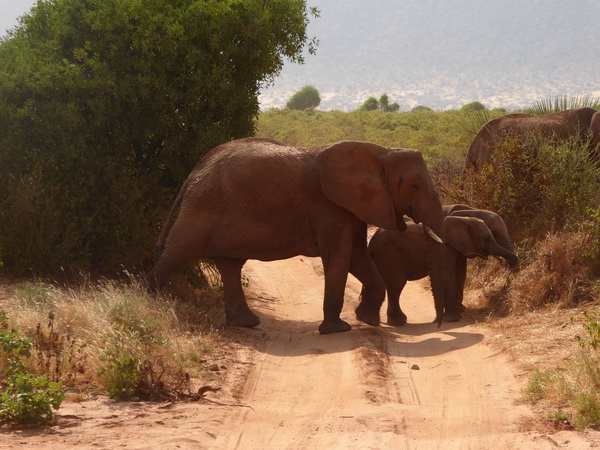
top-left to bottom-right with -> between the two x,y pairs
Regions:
465,107 -> 598,170
367,205 -> 517,325
146,137 -> 446,334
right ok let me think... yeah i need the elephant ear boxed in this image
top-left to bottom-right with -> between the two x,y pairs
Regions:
317,141 -> 397,230
450,208 -> 514,252
445,216 -> 484,258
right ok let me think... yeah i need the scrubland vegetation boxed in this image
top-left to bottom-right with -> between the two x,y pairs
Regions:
3,100 -> 600,428
0,0 -> 599,431
258,106 -> 600,429
3,101 -> 600,428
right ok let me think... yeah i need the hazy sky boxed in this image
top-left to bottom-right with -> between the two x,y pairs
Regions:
0,0 -> 36,37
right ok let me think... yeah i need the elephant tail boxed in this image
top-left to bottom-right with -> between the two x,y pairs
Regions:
154,180 -> 188,259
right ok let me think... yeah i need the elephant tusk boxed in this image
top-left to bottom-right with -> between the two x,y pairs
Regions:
424,225 -> 444,244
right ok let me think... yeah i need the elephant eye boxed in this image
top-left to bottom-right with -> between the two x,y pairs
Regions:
412,183 -> 419,189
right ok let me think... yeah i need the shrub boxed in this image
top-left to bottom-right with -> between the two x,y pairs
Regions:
357,94 -> 399,112
1,277 -> 224,401
523,311 -> 600,431
0,0 -> 316,276
286,85 -> 321,111
460,101 -> 486,112
462,133 -> 600,243
0,314 -> 65,426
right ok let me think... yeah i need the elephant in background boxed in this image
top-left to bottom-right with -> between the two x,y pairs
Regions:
591,111 -> 600,149
465,107 -> 598,170
367,205 -> 517,325
146,137 -> 446,334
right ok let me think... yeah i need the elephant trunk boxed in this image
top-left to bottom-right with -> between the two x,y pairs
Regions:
496,246 -> 519,268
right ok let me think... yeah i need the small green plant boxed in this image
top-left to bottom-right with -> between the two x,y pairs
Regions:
0,314 -> 65,426
98,333 -> 143,401
525,369 -> 554,402
575,308 -> 600,351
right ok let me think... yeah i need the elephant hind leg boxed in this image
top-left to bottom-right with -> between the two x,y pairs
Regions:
146,247 -> 199,288
213,257 -> 260,328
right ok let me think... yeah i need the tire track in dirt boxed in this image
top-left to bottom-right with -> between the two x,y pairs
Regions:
3,256 -> 599,448
214,256 -> 599,449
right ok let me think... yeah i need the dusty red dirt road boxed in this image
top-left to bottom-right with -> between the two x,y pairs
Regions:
2,256 -> 599,449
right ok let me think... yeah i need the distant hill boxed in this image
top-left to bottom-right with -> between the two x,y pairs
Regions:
260,0 -> 600,111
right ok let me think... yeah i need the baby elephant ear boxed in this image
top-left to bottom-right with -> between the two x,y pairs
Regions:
316,141 -> 396,229
445,216 -> 477,256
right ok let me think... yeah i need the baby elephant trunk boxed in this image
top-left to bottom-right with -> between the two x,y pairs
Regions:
497,246 -> 518,269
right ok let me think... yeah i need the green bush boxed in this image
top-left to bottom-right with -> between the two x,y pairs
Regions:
0,0 -> 315,276
98,334 -> 143,401
0,314 -> 65,425
257,108 -> 474,161
576,308 -> 600,351
462,133 -> 600,243
357,94 -> 400,112
460,101 -> 486,112
286,85 -> 321,110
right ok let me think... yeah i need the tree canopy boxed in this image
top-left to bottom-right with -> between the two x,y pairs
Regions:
460,101 -> 486,112
358,94 -> 399,112
0,0 -> 317,275
286,85 -> 321,110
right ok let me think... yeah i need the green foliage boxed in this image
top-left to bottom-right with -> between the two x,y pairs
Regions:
2,277 -> 224,401
460,101 -> 486,112
0,372 -> 65,426
98,333 -> 143,401
358,94 -> 399,112
257,108 -> 473,162
286,85 -> 321,110
0,314 -> 65,425
458,109 -> 503,138
533,95 -> 600,114
378,94 -> 400,112
462,133 -> 600,242
525,339 -> 600,430
576,308 -> 600,351
525,369 -> 555,402
0,0 -> 315,275
359,97 -> 380,111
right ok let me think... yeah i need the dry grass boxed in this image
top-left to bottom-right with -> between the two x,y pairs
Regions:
464,229 -> 600,430
0,274 -> 226,400
466,230 -> 598,317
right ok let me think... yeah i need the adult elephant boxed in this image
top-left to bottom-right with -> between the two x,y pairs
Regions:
146,138 -> 446,334
367,205 -> 517,325
591,111 -> 600,149
465,107 -> 598,170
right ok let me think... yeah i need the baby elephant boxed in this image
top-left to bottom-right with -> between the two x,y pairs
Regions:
368,206 -> 518,325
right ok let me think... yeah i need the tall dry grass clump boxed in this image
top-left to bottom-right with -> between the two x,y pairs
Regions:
1,275 -> 224,401
508,231 -> 596,314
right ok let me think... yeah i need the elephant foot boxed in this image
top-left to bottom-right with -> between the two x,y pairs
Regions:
319,318 -> 351,335
386,313 -> 407,326
226,311 -> 261,328
355,304 -> 381,327
443,310 -> 462,322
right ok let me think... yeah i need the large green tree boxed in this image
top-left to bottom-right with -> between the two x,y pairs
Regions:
0,0 -> 317,275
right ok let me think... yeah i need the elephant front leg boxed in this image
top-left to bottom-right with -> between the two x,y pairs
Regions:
214,257 -> 260,328
319,251 -> 353,335
443,254 -> 466,322
351,238 -> 385,327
